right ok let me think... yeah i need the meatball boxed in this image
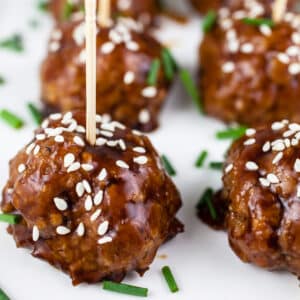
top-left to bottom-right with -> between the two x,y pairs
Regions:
199,5 -> 300,126
49,0 -> 160,28
0,110 -> 183,285
41,18 -> 174,132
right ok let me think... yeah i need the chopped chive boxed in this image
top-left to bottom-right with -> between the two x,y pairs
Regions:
63,1 -> 74,20
161,48 -> 178,81
197,188 -> 217,220
179,69 -> 202,112
242,17 -> 274,27
0,288 -> 10,300
195,150 -> 208,168
202,10 -> 217,33
147,59 -> 161,86
27,103 -> 42,125
0,213 -> 21,225
209,161 -> 223,170
0,110 -> 24,129
0,76 -> 5,85
161,155 -> 176,176
0,34 -> 24,52
103,281 -> 148,297
162,266 -> 179,293
37,0 -> 49,12
216,126 -> 247,140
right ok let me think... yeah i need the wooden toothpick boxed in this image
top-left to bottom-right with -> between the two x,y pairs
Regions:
272,0 -> 287,23
85,0 -> 97,145
98,0 -> 111,27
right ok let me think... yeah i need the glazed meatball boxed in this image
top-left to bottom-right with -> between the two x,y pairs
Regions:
201,120 -> 300,275
41,18 -> 174,132
200,4 -> 300,126
0,110 -> 183,285
49,0 -> 160,27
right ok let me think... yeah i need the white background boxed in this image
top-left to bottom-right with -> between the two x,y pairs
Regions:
0,1 -> 299,299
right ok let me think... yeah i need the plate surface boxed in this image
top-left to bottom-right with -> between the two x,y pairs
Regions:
0,1 -> 299,299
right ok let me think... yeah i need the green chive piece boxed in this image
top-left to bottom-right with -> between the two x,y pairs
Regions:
0,76 -> 5,85
27,103 -> 42,125
161,155 -> 176,176
0,214 -> 21,225
209,161 -> 223,170
242,17 -> 274,27
63,1 -> 74,20
0,110 -> 24,129
161,48 -> 178,81
162,266 -> 179,293
197,188 -> 217,220
37,0 -> 49,12
0,34 -> 24,52
216,126 -> 247,140
0,288 -> 10,300
195,150 -> 208,168
179,69 -> 202,112
102,281 -> 148,297
202,10 -> 217,33
147,59 -> 161,86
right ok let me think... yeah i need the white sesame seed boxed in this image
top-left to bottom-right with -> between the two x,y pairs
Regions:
18,164 -> 26,173
277,53 -> 290,64
124,71 -> 135,85
117,0 -> 132,10
94,190 -> 104,205
118,139 -> 126,151
53,197 -> 68,211
289,123 -> 300,131
76,125 -> 86,133
283,130 -> 295,138
259,24 -> 272,36
246,128 -> 256,136
139,109 -> 150,124
287,45 -> 300,56
67,162 -> 81,173
222,61 -> 235,73
49,41 -> 60,52
101,42 -> 115,54
109,29 -> 122,44
292,32 -> 300,44
133,156 -> 148,165
82,180 -> 92,194
72,22 -> 85,46
244,138 -> 256,146
62,112 -> 73,123
126,41 -> 139,51
76,222 -> 85,237
98,236 -> 112,244
267,173 -> 280,184
81,164 -> 94,171
272,121 -> 285,131
225,163 -> 233,173
245,161 -> 259,171
116,160 -> 129,169
76,182 -> 85,197
142,87 -> 157,98
51,29 -> 62,40
55,135 -> 64,143
259,177 -> 270,187
262,141 -> 271,152
241,43 -> 254,54
36,134 -> 46,141
85,195 -> 93,211
292,138 -> 299,146
90,209 -> 102,222
132,129 -> 142,136
227,40 -> 239,53
272,152 -> 283,164
289,63 -> 300,75
26,143 -> 35,155
101,122 -> 116,132
272,141 -> 285,151
56,226 -> 71,235
133,147 -> 146,154
100,130 -> 114,138
50,113 -> 62,120
41,119 -> 49,129
98,221 -> 109,236
33,145 -> 40,155
284,138 -> 291,148
64,153 -> 75,168
294,159 -> 300,172
96,137 -> 107,146
98,168 -> 107,181
106,140 -> 118,147
32,225 -> 39,242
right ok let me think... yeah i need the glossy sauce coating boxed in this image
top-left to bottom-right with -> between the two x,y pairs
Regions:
1,111 -> 183,285
41,18 -> 172,132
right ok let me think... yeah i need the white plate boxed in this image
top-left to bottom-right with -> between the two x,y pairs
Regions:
0,1 -> 299,299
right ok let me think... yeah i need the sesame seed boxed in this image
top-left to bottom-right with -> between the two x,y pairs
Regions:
76,182 -> 85,197
72,22 -> 85,46
64,153 -> 75,168
124,71 -> 135,84
100,130 -> 114,138
76,222 -> 85,237
289,63 -> 300,75
96,137 -> 107,146
55,135 -> 64,143
142,87 -> 157,98
277,53 -> 290,64
81,164 -> 94,171
94,190 -> 104,205
51,29 -> 62,40
292,138 -> 299,146
272,121 -> 285,131
272,141 -> 285,151
106,140 -> 118,147
245,161 -> 259,171
109,29 -> 122,44
116,160 -> 129,169
284,138 -> 291,148
272,152 -> 283,164
90,209 -> 102,222
76,125 -> 86,133
98,236 -> 112,245
126,41 -> 139,51
118,139 -> 126,151
67,162 -> 81,173
49,41 -> 60,52
292,32 -> 300,44
18,164 -> 26,173
26,143 -> 35,154
244,138 -> 256,146
228,40 -> 239,53
283,130 -> 295,138
33,145 -> 40,155
133,147 -> 146,154
32,225 -> 39,242
287,45 -> 300,56
117,0 -> 132,10
132,129 -> 142,136
225,163 -> 233,173
259,24 -> 271,36
101,42 -> 115,54
62,112 -> 73,123
101,122 -> 115,132
36,134 -> 46,141
294,159 -> 300,172
246,128 -> 256,136
259,177 -> 270,187
267,173 -> 280,184
241,43 -> 254,54
98,221 -> 109,236
49,113 -> 62,120
53,197 -> 68,211
85,195 -> 93,211
289,123 -> 300,131
133,156 -> 148,165
56,226 -> 71,235
139,109 -> 150,124
222,61 -> 235,73
98,168 -> 107,181
82,180 -> 92,194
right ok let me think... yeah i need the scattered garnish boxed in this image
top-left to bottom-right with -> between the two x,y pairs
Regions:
0,109 -> 24,129
216,126 -> 247,140
0,213 -> 21,224
0,76 -> 5,85
195,150 -> 208,168
209,161 -> 223,170
162,266 -> 179,293
161,48 -> 178,80
0,34 -> 24,52
242,17 -> 274,27
197,188 -> 217,220
63,1 -> 74,20
0,288 -> 10,300
27,103 -> 42,125
202,10 -> 217,33
161,155 -> 176,176
147,59 -> 161,86
179,69 -> 202,112
102,281 -> 148,297
37,0 -> 49,12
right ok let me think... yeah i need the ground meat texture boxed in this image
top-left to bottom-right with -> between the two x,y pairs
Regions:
0,110 -> 183,285
49,0 -> 160,27
202,120 -> 300,275
41,18 -> 173,132
199,5 -> 300,127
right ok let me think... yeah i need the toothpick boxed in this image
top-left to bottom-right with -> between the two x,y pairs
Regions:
98,0 -> 111,27
85,0 -> 97,145
272,0 -> 287,23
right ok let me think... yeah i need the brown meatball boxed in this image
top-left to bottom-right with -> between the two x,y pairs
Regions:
202,120 -> 300,275
0,110 -> 183,285
49,0 -> 160,27
41,18 -> 174,132
199,5 -> 300,126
